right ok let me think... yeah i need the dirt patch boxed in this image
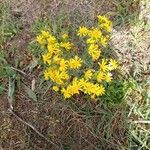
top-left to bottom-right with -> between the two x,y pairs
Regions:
0,93 -> 128,149
9,0 -> 116,25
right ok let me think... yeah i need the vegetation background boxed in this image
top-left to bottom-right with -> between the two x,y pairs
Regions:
0,0 -> 150,149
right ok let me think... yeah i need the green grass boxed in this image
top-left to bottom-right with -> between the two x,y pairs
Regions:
0,1 -> 22,88
0,2 -> 21,49
112,0 -> 140,27
0,2 -> 19,95
114,1 -> 150,148
126,78 -> 150,150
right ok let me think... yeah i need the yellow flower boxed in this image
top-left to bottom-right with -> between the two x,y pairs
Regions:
96,84 -> 105,96
97,71 -> 105,82
100,23 -> 112,32
69,84 -> 80,95
81,81 -> 92,95
53,55 -> 61,64
69,78 -> 81,95
47,35 -> 57,44
47,43 -> 60,54
50,69 -> 64,85
61,88 -> 71,99
109,59 -> 118,70
88,44 -> 99,51
44,69 -> 51,80
62,33 -> 69,39
60,71 -> 70,80
104,72 -> 113,82
68,56 -> 82,69
88,28 -> 102,39
37,35 -> 46,45
78,26 -> 89,36
97,15 -> 109,23
98,15 -> 107,21
39,17 -> 118,100
41,30 -> 50,38
91,84 -> 105,96
42,53 -> 52,64
61,78 -> 81,99
97,15 -> 112,32
75,78 -> 106,97
100,36 -> 109,47
37,31 -> 50,45
44,68 -> 69,85
60,42 -> 72,51
82,81 -> 105,96
99,59 -> 109,72
88,44 -> 101,61
86,38 -> 97,44
52,86 -> 59,92
59,59 -> 68,71
78,78 -> 87,88
84,69 -> 93,80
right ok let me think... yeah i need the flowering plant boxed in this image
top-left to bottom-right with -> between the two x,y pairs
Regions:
36,16 -> 118,100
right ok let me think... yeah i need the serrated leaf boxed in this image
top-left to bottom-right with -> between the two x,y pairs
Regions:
24,85 -> 37,102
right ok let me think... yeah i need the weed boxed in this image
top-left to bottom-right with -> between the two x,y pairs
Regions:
0,2 -> 21,48
126,78 -> 150,149
112,0 -> 140,27
101,79 -> 126,104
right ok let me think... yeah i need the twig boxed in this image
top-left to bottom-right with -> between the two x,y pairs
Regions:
132,120 -> 150,124
8,108 -> 59,149
10,67 -> 26,75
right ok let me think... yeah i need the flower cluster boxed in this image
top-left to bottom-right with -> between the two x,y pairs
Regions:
36,16 -> 118,100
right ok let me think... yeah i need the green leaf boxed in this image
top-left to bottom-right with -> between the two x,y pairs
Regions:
0,54 -> 7,64
28,58 -> 38,72
8,77 -> 16,109
0,85 -> 4,94
24,85 -> 37,102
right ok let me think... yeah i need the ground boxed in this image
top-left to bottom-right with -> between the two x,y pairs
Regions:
0,0 -> 150,150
